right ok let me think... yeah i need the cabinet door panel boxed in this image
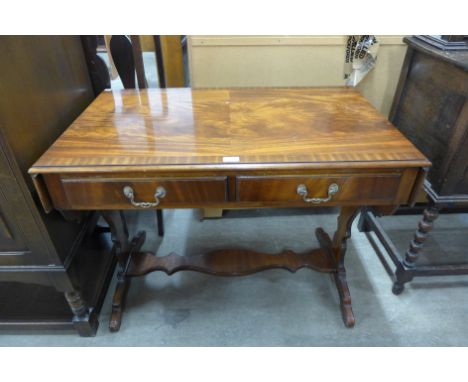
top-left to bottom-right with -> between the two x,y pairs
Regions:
0,136 -> 57,267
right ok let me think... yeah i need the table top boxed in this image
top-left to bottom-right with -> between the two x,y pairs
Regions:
30,87 -> 429,174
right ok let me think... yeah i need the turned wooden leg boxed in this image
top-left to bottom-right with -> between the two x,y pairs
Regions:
101,210 -> 131,332
64,290 -> 98,337
392,202 -> 440,294
317,206 -> 359,328
403,203 -> 439,267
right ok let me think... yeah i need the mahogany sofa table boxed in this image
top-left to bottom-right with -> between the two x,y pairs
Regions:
29,87 -> 429,332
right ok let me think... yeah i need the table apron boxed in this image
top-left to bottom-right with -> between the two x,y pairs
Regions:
36,168 -> 421,211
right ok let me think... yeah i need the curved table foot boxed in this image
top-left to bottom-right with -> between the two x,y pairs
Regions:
109,277 -> 131,332
316,206 -> 359,328
316,227 -> 355,327
334,270 -> 355,327
108,230 -> 146,332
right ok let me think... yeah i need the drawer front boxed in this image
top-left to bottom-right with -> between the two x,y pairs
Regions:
56,177 -> 228,209
236,174 -> 402,205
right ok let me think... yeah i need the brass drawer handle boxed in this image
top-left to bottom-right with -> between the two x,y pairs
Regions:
123,186 -> 166,208
296,183 -> 339,204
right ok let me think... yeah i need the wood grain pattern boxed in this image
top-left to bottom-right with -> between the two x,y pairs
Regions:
26,86 -> 430,331
29,87 -> 429,174
56,176 -> 228,209
126,248 -> 335,277
38,168 -> 420,210
237,173 -> 402,205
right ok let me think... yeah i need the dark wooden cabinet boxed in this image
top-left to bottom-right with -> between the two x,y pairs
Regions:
0,36 -> 115,336
360,36 -> 468,294
390,36 -> 468,200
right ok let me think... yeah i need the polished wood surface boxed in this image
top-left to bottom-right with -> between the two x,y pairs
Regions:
237,173 -> 405,205
108,35 -> 164,237
37,167 -> 421,211
29,86 -> 430,331
30,87 -> 428,173
54,175 -> 228,209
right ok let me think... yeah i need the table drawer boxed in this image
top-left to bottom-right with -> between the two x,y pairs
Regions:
236,174 -> 403,205
57,176 -> 228,209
